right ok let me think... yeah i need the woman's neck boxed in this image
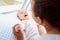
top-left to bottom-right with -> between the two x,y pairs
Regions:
43,21 -> 60,34
47,28 -> 60,34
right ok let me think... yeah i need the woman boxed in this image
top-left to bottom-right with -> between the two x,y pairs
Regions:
13,0 -> 60,40
31,0 -> 60,34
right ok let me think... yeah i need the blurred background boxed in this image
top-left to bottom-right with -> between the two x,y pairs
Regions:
0,0 -> 24,5
0,0 -> 31,14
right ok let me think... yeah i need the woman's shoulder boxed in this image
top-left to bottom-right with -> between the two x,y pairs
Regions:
40,34 -> 60,40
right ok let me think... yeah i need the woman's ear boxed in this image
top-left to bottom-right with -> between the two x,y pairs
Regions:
36,17 -> 43,25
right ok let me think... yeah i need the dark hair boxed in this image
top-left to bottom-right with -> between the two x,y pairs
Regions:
34,0 -> 60,30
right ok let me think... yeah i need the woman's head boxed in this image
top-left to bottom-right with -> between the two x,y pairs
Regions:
31,0 -> 60,30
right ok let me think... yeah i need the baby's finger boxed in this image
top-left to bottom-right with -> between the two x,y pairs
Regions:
15,24 -> 20,32
12,24 -> 20,33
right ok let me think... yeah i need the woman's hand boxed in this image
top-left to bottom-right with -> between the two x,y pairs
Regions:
12,24 -> 24,40
17,10 -> 30,20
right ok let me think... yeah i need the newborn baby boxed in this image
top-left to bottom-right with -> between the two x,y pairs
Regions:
17,10 -> 30,31
13,10 -> 46,40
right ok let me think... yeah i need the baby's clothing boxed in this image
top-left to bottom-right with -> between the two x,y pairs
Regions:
21,19 -> 40,40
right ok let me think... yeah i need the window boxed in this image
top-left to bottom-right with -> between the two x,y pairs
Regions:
0,0 -> 31,14
0,0 -> 25,5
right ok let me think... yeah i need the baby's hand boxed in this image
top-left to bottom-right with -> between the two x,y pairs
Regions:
12,24 -> 24,40
17,10 -> 30,20
37,24 -> 47,35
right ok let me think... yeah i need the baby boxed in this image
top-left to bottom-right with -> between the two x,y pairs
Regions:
17,10 -> 30,20
13,10 -> 46,40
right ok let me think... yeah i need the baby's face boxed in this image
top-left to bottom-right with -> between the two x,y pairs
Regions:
17,10 -> 29,20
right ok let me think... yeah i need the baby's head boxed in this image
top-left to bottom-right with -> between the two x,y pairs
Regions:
17,10 -> 30,20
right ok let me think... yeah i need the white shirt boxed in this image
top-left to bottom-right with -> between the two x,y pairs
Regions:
39,34 -> 60,40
